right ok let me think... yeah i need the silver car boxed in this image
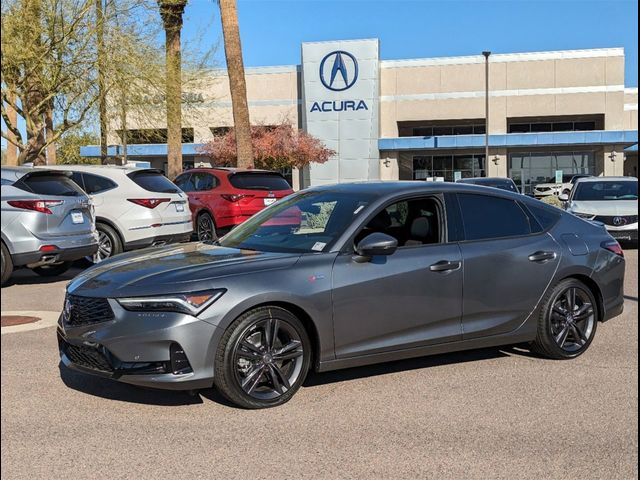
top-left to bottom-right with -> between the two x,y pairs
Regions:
1,167 -> 98,285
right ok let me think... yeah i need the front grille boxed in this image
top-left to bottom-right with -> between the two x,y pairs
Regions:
593,215 -> 638,226
59,336 -> 113,373
536,187 -> 552,192
64,295 -> 114,327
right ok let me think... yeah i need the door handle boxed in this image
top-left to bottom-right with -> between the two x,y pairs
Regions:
430,260 -> 461,272
528,251 -> 557,263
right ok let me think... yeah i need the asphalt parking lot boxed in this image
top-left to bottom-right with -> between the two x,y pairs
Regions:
1,250 -> 638,479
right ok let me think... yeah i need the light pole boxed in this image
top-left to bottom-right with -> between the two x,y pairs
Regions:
482,51 -> 491,166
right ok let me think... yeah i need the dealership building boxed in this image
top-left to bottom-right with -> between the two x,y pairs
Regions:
84,38 -> 639,193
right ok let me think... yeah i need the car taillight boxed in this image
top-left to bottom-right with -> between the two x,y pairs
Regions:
7,200 -> 64,214
221,194 -> 252,202
127,198 -> 170,209
601,240 -> 624,257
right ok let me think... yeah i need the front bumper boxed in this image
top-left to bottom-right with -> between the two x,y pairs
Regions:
606,227 -> 638,242
57,299 -> 222,390
12,243 -> 98,267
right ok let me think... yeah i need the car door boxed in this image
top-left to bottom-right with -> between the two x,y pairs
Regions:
331,195 -> 463,359
454,192 -> 561,339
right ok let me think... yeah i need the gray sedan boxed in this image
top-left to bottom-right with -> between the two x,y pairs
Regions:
58,182 -> 625,408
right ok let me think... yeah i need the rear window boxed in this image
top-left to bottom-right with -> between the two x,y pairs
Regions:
128,170 -> 178,193
14,174 -> 83,197
458,193 -> 532,241
229,172 -> 291,191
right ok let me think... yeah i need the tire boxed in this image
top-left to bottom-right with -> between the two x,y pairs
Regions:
196,212 -> 217,241
531,278 -> 598,359
214,306 -> 311,409
88,223 -> 122,264
32,261 -> 72,277
1,242 -> 13,287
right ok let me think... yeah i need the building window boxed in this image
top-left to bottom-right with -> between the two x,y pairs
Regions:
507,116 -> 601,134
412,154 -> 485,181
509,151 -> 596,194
117,128 -> 194,144
210,127 -> 231,137
399,120 -> 486,138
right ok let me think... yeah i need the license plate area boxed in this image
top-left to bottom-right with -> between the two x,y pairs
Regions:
71,211 -> 84,224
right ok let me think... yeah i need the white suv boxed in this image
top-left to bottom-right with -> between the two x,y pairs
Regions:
40,165 -> 192,262
533,174 -> 591,198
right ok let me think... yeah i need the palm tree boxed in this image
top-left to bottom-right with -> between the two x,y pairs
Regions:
218,0 -> 253,168
158,0 -> 187,179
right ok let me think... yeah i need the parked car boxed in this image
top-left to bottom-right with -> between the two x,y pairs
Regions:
456,177 -> 519,193
175,168 -> 294,240
40,165 -> 192,263
58,181 -> 625,408
561,176 -> 638,243
533,174 -> 591,198
1,167 -> 98,285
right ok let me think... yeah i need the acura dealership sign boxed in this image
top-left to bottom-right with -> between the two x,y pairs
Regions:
302,39 -> 380,185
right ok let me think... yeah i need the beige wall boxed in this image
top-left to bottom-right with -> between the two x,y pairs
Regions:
380,48 -> 627,137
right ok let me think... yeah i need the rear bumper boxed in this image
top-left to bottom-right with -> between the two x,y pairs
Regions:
124,231 -> 192,251
12,243 -> 98,267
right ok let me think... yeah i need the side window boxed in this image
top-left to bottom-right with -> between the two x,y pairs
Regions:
193,173 -> 214,191
356,197 -> 441,247
458,193 -> 532,241
70,172 -> 85,191
525,202 -> 561,232
82,173 -> 116,194
175,174 -> 194,192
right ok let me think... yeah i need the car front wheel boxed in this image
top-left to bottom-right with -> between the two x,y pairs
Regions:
1,242 -> 13,286
214,306 -> 311,409
531,278 -> 598,359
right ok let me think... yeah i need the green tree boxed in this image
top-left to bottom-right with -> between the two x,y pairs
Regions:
56,131 -> 100,164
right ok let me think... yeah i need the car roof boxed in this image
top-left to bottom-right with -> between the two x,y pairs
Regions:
183,167 -> 278,175
1,165 -> 71,181
37,164 -> 159,177
574,176 -> 637,183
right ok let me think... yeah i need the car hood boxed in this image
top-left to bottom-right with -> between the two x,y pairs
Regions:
67,242 -> 300,298
569,200 -> 638,216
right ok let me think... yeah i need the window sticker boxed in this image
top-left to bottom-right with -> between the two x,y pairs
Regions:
311,242 -> 326,252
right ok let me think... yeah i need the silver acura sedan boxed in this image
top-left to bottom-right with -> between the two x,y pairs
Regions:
58,182 -> 625,409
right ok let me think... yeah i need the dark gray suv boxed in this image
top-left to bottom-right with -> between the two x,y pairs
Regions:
58,182 -> 625,408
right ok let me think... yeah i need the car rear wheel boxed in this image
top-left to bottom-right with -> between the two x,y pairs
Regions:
214,306 -> 311,409
1,242 -> 13,286
88,223 -> 122,264
531,278 -> 598,359
32,262 -> 72,277
196,212 -> 217,241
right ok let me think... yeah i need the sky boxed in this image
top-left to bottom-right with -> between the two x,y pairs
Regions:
183,0 -> 639,86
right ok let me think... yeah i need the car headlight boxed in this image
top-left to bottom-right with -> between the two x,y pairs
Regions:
117,289 -> 226,315
572,212 -> 595,220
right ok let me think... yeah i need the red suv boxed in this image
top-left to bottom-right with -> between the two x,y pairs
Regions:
174,168 -> 294,240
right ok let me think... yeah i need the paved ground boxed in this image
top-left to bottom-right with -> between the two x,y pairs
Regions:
2,251 -> 638,479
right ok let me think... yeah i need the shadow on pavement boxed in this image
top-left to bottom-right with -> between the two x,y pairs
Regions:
59,363 -> 204,406
7,267 -> 84,286
303,346 -> 516,387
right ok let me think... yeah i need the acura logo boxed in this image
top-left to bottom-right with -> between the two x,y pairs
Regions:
319,51 -> 358,91
613,216 -> 626,226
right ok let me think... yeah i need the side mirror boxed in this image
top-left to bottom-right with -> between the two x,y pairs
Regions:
558,193 -> 569,202
354,232 -> 398,262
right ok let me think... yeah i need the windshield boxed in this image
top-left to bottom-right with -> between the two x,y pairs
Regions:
219,190 -> 375,253
573,180 -> 638,201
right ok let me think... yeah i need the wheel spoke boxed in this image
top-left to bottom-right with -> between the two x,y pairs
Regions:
555,324 -> 571,347
266,364 -> 285,394
571,323 -> 588,345
241,365 -> 265,394
268,363 -> 291,391
574,302 -> 593,320
240,339 -> 263,355
553,305 -> 568,316
263,318 -> 279,350
565,288 -> 577,311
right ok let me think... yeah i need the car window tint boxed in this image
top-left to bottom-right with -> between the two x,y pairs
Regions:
14,174 -> 83,197
526,202 -> 561,231
175,174 -> 193,192
458,193 -> 531,240
128,170 -> 178,193
82,173 -> 116,194
70,172 -> 85,191
229,172 -> 291,191
192,173 -> 214,191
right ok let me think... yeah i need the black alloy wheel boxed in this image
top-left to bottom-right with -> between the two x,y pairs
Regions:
532,279 -> 598,359
214,306 -> 311,409
197,212 -> 217,241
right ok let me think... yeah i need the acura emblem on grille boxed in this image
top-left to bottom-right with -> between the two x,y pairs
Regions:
613,216 -> 626,226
